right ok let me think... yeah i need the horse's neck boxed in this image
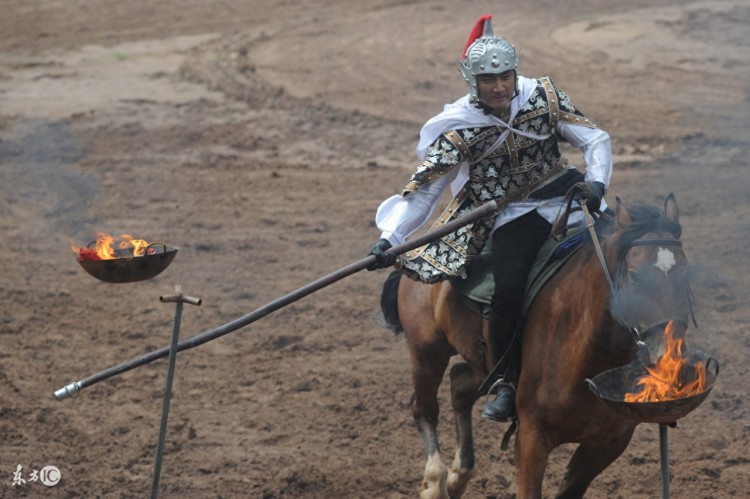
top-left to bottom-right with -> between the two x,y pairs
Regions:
582,236 -> 636,358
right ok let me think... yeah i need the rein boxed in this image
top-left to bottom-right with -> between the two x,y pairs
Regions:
552,185 -> 617,294
554,185 -> 692,346
582,204 -> 616,295
581,203 -> 691,343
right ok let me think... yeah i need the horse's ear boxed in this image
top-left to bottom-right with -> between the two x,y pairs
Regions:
664,193 -> 679,224
615,196 -> 631,229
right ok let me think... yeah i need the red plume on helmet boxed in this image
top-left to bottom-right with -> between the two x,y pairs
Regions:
462,14 -> 492,60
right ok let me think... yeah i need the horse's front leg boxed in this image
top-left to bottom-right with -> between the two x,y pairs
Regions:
555,426 -> 635,499
515,418 -> 553,499
410,347 -> 452,499
446,362 -> 481,497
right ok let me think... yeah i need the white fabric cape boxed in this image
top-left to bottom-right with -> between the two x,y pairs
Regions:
376,76 -> 612,245
416,76 -> 542,161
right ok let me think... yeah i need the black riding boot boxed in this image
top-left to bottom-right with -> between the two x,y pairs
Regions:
481,312 -> 519,422
482,383 -> 516,422
481,210 -> 550,423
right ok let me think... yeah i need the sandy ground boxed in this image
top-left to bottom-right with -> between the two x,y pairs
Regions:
1,0 -> 749,497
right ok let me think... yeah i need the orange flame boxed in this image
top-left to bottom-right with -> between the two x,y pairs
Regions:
624,321 -> 706,403
118,234 -> 150,257
72,232 -> 151,261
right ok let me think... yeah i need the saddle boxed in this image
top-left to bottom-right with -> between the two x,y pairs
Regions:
450,225 -> 589,317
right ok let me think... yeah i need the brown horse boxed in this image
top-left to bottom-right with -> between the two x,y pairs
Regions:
380,194 -> 690,498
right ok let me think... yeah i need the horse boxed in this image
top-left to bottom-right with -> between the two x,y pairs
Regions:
379,194 -> 690,499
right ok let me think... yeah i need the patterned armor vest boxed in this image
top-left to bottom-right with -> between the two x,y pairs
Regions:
401,77 -> 597,283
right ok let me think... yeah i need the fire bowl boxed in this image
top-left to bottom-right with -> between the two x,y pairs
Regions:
77,244 -> 178,283
586,357 -> 719,425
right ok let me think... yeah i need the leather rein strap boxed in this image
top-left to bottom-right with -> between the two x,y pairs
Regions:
552,184 -> 617,293
581,203 -> 616,295
554,185 -> 688,344
631,237 -> 683,247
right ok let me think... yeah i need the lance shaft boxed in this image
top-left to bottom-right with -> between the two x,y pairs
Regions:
54,200 -> 498,400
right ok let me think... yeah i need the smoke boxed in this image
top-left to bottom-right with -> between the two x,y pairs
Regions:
627,3 -> 750,357
609,263 -> 693,326
0,119 -> 99,240
609,257 -> 739,363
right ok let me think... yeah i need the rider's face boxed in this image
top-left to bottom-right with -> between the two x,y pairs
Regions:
477,71 -> 516,117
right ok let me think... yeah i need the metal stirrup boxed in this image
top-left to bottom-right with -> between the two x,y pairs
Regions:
484,378 -> 516,405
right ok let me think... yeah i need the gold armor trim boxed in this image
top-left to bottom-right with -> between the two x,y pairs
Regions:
402,130 -> 475,195
559,111 -> 597,128
540,76 -> 597,128
403,157 -> 568,265
402,164 -> 446,193
539,77 -> 559,130
402,77 -> 576,204
513,106 -> 549,124
404,187 -> 471,261
402,180 -> 420,194
445,130 -> 473,161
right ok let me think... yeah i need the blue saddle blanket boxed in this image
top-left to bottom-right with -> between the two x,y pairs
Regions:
450,226 -> 588,317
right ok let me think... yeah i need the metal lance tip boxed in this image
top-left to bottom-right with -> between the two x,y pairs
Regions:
54,381 -> 81,401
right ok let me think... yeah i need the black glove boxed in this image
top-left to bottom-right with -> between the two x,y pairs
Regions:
367,238 -> 397,271
577,181 -> 606,212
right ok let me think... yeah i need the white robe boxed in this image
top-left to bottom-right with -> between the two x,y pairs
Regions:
376,76 -> 612,246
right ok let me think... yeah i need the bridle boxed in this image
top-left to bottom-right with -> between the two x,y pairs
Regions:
580,204 -> 696,345
550,185 -> 697,348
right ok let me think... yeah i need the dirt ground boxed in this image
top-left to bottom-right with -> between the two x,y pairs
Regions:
1,0 -> 748,497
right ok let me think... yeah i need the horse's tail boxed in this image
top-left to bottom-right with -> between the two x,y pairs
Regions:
379,270 -> 403,334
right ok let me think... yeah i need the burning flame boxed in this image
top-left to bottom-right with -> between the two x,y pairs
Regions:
624,321 -> 706,403
72,232 -> 152,261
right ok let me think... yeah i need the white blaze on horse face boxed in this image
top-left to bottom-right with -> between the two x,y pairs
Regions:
654,247 -> 677,276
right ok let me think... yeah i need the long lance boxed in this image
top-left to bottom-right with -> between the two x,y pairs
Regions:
54,200 -> 499,400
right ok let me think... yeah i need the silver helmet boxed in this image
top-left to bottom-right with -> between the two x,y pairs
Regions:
458,16 -> 519,103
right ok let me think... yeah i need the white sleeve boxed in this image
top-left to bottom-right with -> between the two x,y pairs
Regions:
558,122 -> 612,187
375,168 -> 458,245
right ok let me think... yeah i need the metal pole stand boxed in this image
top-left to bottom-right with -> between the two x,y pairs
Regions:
659,423 -> 673,499
151,285 -> 201,499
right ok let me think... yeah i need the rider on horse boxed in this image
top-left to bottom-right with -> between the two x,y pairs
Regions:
367,14 -> 613,423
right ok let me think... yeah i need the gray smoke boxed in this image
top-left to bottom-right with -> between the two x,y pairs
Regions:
0,119 -> 99,239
